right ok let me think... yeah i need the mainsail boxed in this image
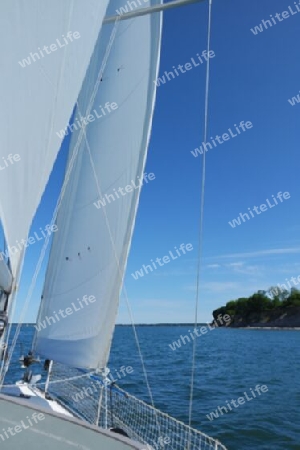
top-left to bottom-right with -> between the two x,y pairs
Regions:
35,0 -> 162,369
0,0 -> 109,277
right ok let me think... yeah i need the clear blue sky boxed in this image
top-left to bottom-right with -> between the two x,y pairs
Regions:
10,0 -> 300,323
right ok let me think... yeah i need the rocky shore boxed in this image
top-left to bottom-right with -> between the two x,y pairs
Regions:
213,305 -> 300,328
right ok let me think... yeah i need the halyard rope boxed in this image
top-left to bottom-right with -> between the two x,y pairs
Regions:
188,0 -> 213,433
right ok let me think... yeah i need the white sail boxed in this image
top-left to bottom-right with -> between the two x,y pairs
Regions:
0,1 -> 109,276
35,0 -> 162,369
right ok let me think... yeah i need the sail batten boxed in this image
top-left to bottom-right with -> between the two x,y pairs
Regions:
35,0 -> 162,369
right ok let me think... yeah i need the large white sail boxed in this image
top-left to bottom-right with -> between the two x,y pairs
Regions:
0,1 -> 109,276
35,0 -> 162,369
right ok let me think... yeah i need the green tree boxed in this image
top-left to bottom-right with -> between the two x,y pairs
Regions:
284,287 -> 300,307
225,300 -> 237,312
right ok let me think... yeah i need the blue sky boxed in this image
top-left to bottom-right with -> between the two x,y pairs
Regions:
10,0 -> 300,323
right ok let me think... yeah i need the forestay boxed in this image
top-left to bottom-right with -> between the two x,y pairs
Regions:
35,0 -> 162,369
0,0 -> 109,276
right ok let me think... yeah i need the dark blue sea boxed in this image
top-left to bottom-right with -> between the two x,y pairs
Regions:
4,325 -> 300,450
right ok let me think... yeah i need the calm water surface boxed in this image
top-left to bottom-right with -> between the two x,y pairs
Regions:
5,325 -> 300,450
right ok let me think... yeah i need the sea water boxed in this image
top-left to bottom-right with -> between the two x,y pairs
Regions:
4,324 -> 300,450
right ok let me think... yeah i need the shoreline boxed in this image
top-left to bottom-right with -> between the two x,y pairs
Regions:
14,323 -> 300,329
228,326 -> 300,330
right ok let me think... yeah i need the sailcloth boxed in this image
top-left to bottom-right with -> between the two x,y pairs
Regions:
0,1 -> 109,277
35,0 -> 162,369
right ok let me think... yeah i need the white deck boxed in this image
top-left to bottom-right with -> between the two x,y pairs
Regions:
2,382 -> 73,417
0,385 -> 146,450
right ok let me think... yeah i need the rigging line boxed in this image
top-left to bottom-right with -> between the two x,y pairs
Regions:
96,385 -> 104,426
188,0 -> 213,431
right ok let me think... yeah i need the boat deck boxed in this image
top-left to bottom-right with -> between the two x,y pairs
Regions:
0,388 -> 145,450
1,382 -> 73,417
